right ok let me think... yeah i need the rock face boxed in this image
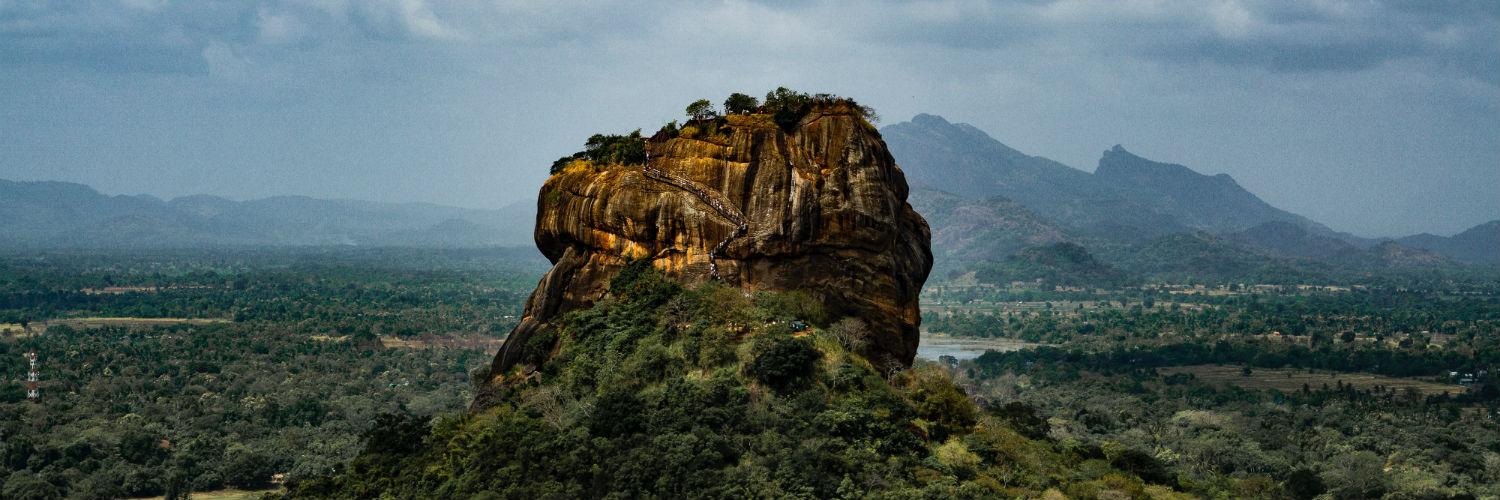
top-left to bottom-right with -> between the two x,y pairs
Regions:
475,105 -> 931,407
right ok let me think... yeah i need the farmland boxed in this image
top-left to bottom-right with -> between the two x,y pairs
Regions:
1159,364 -> 1464,399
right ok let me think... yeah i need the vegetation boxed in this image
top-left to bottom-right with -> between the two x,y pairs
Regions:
5,241 -> 1495,499
969,242 -> 1134,288
550,130 -> 648,174
685,99 -> 718,122
279,260 -> 1198,499
723,93 -> 759,115
924,274 -> 1500,499
0,249 -> 545,500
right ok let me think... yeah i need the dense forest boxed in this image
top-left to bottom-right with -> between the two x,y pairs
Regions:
0,249 -> 546,500
924,274 -> 1500,499
2,249 -> 1496,499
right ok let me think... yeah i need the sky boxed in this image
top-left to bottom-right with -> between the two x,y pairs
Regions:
1,0 -> 1495,238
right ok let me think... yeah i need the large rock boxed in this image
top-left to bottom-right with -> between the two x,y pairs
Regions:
475,105 -> 931,408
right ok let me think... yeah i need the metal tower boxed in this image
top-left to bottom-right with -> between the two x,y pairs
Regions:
26,349 -> 38,403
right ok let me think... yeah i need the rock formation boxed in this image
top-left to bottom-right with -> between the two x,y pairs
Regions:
475,103 -> 931,408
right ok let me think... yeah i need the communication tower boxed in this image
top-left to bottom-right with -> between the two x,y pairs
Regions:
26,349 -> 38,403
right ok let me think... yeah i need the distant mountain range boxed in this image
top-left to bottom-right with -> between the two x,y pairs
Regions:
2,114 -> 1492,276
881,114 -> 1497,275
0,179 -> 536,249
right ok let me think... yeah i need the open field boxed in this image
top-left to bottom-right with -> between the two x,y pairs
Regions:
1160,364 -> 1467,399
33,317 -> 232,330
2,318 -> 233,337
380,335 -> 507,354
83,285 -> 217,294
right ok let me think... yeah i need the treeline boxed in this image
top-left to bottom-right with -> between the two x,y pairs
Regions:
0,249 -> 546,338
929,290 -> 1500,350
972,342 -> 1495,397
549,88 -> 881,175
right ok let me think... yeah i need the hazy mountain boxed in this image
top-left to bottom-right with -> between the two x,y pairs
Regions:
882,114 -> 1094,201
1097,232 -> 1326,284
885,115 -> 1337,243
907,188 -> 1071,275
1340,241 -> 1458,269
1224,221 -> 1357,261
1094,145 -> 1330,234
0,179 -> 536,249
969,242 -> 1134,288
1395,220 -> 1498,265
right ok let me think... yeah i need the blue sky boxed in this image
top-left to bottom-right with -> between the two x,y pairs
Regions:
1,0 -> 1495,237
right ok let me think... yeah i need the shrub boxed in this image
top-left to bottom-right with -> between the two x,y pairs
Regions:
749,336 -> 820,392
987,401 -> 1050,440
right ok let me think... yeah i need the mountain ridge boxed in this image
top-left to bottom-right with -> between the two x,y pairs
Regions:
0,178 -> 536,248
882,115 -> 1494,267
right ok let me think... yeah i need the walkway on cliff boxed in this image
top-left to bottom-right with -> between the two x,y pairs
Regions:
642,151 -> 748,280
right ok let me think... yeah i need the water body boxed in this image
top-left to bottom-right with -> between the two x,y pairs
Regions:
915,333 -> 1045,361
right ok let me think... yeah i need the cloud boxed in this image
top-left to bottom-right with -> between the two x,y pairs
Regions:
349,0 -> 460,41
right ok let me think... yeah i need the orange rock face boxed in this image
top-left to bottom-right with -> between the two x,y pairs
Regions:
475,105 -> 931,407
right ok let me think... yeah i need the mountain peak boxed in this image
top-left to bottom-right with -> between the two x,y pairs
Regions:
910,113 -> 951,127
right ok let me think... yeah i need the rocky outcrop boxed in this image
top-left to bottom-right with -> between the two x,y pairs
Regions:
474,105 -> 931,408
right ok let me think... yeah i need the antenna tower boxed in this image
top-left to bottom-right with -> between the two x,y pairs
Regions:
26,349 -> 38,403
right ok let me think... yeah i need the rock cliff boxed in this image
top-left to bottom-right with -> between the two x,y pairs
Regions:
475,103 -> 931,407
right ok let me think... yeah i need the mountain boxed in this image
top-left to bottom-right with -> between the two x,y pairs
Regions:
885,115 -> 1337,244
969,242 -> 1134,288
881,114 -> 1094,201
480,101 -> 932,396
0,179 -> 536,248
1396,220 -> 1498,265
1094,145 -> 1328,234
1224,221 -> 1357,261
908,188 -> 1070,275
1099,232 -> 1319,284
280,98 -> 1190,500
1338,241 -> 1458,269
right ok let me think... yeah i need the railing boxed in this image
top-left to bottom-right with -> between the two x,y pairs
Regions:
642,153 -> 748,280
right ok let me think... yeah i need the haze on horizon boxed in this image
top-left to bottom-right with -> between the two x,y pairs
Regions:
1,1 -> 1495,238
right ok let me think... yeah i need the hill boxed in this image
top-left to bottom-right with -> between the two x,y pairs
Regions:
1223,221 -> 1356,261
1396,220 -> 1499,265
968,242 -> 1134,288
887,116 -> 1187,243
908,188 -> 1071,276
0,179 -> 535,248
1098,232 -> 1322,284
278,261 -> 1191,499
885,114 -> 1491,278
885,115 -> 1347,244
1093,145 -> 1327,234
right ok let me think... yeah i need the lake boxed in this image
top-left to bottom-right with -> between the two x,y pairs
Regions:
915,333 -> 1045,361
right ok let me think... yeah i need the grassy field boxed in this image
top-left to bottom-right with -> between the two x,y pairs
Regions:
381,335 -> 506,354
35,317 -> 232,329
1160,364 -> 1466,399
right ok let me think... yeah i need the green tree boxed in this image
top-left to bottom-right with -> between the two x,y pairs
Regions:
723,93 -> 759,114
1322,451 -> 1387,500
685,99 -> 717,121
